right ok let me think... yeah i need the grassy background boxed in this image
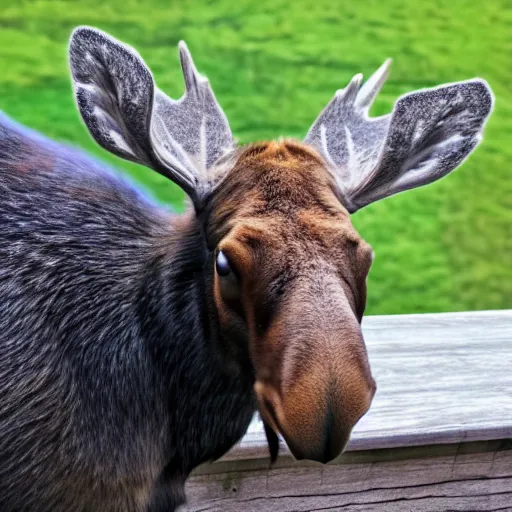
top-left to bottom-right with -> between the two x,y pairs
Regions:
0,0 -> 510,315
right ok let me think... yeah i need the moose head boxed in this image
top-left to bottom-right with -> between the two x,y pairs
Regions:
69,27 -> 493,463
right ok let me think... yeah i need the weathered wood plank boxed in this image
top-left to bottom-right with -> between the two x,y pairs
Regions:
183,442 -> 512,511
225,310 -> 512,461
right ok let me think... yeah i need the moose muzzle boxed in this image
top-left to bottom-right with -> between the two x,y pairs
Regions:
254,295 -> 376,463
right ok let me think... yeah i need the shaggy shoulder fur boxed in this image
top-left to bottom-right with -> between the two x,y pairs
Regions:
0,114 -> 255,512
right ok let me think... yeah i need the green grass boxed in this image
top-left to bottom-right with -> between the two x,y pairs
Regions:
0,0 -> 510,314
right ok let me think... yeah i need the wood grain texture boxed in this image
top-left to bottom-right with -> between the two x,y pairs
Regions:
183,441 -> 512,511
182,310 -> 512,511
225,310 -> 512,461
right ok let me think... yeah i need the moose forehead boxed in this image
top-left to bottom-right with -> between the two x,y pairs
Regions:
207,140 -> 363,251
208,141 -> 372,348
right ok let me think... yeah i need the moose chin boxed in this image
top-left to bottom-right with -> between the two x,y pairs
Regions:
0,26 -> 493,512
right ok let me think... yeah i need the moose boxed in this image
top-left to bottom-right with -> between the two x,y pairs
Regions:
0,26 -> 493,512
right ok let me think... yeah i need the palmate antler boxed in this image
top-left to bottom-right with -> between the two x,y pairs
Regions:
305,61 -> 493,212
70,27 -> 233,203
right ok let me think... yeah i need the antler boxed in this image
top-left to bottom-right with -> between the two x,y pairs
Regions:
304,60 -> 392,210
69,27 -> 233,203
150,42 -> 233,194
305,60 -> 493,212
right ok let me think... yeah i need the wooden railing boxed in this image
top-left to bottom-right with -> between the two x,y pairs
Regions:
182,310 -> 512,511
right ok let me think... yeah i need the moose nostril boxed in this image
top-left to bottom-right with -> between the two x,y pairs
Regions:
322,405 -> 334,463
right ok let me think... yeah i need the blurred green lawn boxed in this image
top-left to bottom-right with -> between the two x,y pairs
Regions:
0,0 -> 510,314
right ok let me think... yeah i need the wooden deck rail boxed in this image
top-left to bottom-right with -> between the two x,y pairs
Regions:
182,310 -> 512,511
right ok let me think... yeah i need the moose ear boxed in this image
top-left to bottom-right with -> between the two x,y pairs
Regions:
69,27 -> 233,203
305,61 -> 494,213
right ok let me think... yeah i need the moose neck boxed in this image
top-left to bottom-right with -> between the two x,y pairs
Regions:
140,210 -> 256,476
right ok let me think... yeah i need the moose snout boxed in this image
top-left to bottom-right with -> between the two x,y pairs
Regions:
291,403 -> 350,464
253,276 -> 377,464
255,364 -> 376,464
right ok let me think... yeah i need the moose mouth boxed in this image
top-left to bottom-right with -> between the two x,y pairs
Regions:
260,404 -> 350,464
259,396 -> 326,464
255,375 -> 363,464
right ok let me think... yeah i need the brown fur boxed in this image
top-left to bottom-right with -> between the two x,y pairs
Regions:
206,140 -> 376,462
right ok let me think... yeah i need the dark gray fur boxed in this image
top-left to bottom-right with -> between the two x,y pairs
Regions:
0,114 -> 255,511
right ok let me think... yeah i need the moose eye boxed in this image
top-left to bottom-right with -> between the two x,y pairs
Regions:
216,250 -> 232,277
215,249 -> 241,302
